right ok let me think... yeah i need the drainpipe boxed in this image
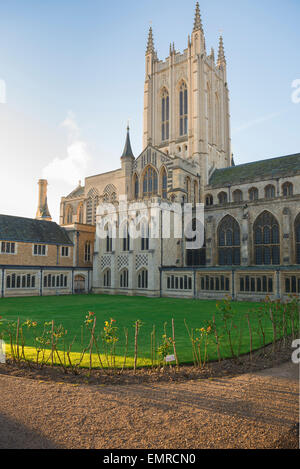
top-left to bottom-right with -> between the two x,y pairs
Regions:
1,268 -> 4,298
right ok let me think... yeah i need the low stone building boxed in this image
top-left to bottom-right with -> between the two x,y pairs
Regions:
0,181 -> 94,298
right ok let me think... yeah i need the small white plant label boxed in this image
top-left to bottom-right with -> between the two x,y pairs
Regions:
0,340 -> 6,364
165,354 -> 176,363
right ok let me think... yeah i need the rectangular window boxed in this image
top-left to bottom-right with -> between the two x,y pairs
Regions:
33,244 -> 46,256
1,242 -> 16,254
61,246 -> 70,257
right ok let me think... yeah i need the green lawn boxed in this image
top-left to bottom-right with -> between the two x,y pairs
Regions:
0,294 -> 275,367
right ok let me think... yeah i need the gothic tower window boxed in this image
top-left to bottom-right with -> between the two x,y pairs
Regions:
295,214 -> 300,264
179,81 -> 188,136
161,88 -> 169,141
254,211 -> 280,265
143,166 -> 158,197
218,215 -> 241,265
86,188 -> 100,225
186,177 -> 191,202
193,181 -> 199,206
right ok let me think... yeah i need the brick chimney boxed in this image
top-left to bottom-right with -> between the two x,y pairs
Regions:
36,179 -> 52,221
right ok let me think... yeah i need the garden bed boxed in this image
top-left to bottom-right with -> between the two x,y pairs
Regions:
0,339 -> 294,386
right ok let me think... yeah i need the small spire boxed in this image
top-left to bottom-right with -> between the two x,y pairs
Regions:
146,27 -> 155,55
193,2 -> 203,32
210,47 -> 215,61
121,125 -> 134,159
217,35 -> 226,67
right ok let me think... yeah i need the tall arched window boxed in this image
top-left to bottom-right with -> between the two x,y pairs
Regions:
233,189 -> 243,203
254,211 -> 280,265
179,81 -> 188,136
186,218 -> 206,266
138,269 -> 148,289
86,188 -> 100,225
218,191 -> 228,205
77,203 -> 84,223
133,174 -> 139,199
193,181 -> 199,206
143,166 -> 158,197
84,241 -> 91,262
66,206 -> 73,224
121,223 -> 130,252
265,185 -> 276,199
161,88 -> 169,141
249,187 -> 258,201
295,214 -> 300,264
141,220 -> 149,251
105,224 -> 112,253
186,177 -> 191,202
120,269 -> 129,288
205,194 -> 213,206
103,269 -> 111,287
218,215 -> 241,265
282,182 -> 293,197
161,167 -> 167,199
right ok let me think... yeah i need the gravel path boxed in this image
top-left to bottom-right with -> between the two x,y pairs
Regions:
0,362 -> 298,449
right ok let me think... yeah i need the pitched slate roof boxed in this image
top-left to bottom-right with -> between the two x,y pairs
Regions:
209,153 -> 300,188
66,185 -> 85,199
0,215 -> 73,245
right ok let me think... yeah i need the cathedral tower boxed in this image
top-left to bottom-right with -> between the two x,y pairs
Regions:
143,3 -> 231,190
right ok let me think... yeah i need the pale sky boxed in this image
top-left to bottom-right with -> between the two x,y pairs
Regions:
0,0 -> 299,222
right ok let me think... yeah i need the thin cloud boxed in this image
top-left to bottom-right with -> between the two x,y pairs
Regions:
232,111 -> 283,135
43,112 -> 90,185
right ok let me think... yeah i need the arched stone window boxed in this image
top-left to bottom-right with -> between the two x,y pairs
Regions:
218,191 -> 228,205
186,177 -> 191,202
218,215 -> 241,265
141,219 -> 149,251
186,218 -> 206,267
233,189 -> 243,203
84,241 -> 91,262
66,206 -> 73,224
138,269 -> 148,289
205,194 -> 213,206
121,223 -> 130,252
179,81 -> 188,136
120,269 -> 129,288
105,224 -> 112,253
143,166 -> 158,197
160,167 -> 167,199
193,181 -> 199,206
103,269 -> 111,287
295,214 -> 300,264
77,203 -> 84,223
265,185 -> 276,199
282,182 -> 293,197
254,211 -> 280,265
249,187 -> 258,201
86,188 -> 100,225
133,174 -> 139,199
161,88 -> 169,141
